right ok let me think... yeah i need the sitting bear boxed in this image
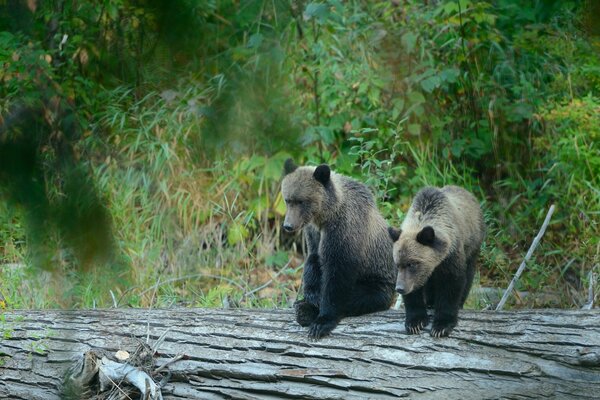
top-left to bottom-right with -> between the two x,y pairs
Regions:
281,159 -> 396,339
388,186 -> 485,337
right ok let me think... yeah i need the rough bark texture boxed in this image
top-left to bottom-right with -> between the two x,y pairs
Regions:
1,308 -> 599,399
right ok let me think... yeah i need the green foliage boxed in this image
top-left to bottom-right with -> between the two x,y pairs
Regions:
1,1 -> 598,309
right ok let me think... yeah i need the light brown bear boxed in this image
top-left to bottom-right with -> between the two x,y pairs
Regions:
388,186 -> 485,337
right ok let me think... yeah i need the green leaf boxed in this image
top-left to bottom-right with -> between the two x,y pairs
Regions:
274,194 -> 287,217
301,127 -> 320,146
408,124 -> 421,136
266,251 -> 289,268
317,126 -> 335,145
442,147 -> 450,159
106,3 -> 119,19
440,68 -> 460,83
451,139 -> 466,157
420,76 -> 441,93
508,102 -> 534,121
407,91 -> 426,105
263,152 -> 291,180
304,3 -> 329,22
227,222 -> 249,246
367,87 -> 381,106
247,33 -> 263,48
391,98 -> 405,120
443,2 -> 459,14
401,32 -> 418,54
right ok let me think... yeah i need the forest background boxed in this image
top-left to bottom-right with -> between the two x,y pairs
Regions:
0,0 -> 598,311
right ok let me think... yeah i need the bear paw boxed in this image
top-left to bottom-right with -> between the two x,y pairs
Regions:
430,320 -> 456,338
308,316 -> 338,340
294,300 -> 319,327
405,314 -> 429,335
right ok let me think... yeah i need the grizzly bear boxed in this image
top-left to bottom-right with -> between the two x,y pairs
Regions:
281,159 -> 396,339
388,186 -> 485,337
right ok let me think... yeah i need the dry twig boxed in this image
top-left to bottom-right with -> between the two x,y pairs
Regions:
496,204 -> 556,311
582,268 -> 596,310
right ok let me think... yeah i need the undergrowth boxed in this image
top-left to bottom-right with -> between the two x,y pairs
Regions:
0,0 -> 598,310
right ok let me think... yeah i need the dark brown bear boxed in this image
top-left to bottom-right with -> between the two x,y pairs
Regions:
281,159 -> 396,339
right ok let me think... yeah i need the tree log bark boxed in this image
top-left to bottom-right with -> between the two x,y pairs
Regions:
1,309 -> 599,399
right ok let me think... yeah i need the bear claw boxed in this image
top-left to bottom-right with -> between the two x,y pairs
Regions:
307,317 -> 338,340
408,325 -> 421,334
430,324 -> 455,338
406,321 -> 426,334
405,315 -> 429,335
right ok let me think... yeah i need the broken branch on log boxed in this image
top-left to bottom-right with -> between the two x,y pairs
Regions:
98,356 -> 163,400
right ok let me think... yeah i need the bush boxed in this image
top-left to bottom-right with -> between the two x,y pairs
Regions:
1,0 -> 598,309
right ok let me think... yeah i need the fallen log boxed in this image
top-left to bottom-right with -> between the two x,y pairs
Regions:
0,308 -> 599,399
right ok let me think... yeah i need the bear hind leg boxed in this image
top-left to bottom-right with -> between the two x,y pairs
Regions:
307,280 -> 392,340
431,273 -> 464,338
343,281 -> 394,318
294,301 -> 319,327
460,255 -> 477,307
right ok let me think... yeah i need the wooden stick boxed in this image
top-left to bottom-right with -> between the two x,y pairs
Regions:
242,261 -> 297,298
582,269 -> 595,310
496,204 -> 556,311
154,353 -> 185,374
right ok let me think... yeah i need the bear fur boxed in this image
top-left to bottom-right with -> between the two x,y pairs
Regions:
388,185 -> 485,337
281,159 -> 396,339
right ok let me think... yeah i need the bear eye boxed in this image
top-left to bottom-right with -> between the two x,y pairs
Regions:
404,262 -> 417,272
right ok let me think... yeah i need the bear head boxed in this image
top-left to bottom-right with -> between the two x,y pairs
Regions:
281,158 -> 331,232
388,226 -> 449,295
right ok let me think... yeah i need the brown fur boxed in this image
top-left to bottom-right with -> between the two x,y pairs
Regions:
281,166 -> 343,231
282,160 -> 395,339
390,185 -> 485,337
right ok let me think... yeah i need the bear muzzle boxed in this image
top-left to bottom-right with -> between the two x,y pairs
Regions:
395,280 -> 414,295
283,223 -> 296,233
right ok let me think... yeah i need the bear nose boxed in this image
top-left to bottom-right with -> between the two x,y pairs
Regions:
395,286 -> 405,295
283,223 -> 294,232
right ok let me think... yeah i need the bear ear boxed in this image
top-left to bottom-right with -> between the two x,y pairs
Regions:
416,226 -> 435,246
388,227 -> 401,242
313,164 -> 330,185
284,158 -> 298,175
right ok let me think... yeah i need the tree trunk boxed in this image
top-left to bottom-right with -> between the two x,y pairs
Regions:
1,308 -> 599,399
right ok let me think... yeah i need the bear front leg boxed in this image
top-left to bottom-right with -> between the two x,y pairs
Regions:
307,314 -> 339,340
403,288 -> 429,334
307,264 -> 353,340
294,254 -> 321,327
431,272 -> 464,338
307,298 -> 340,340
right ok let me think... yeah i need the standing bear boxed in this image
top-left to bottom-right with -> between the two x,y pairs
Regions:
281,159 -> 396,339
388,186 -> 485,337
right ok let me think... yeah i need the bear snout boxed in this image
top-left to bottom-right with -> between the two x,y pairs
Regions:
282,223 -> 295,232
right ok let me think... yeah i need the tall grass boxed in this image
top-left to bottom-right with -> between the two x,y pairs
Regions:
1,1 -> 598,310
